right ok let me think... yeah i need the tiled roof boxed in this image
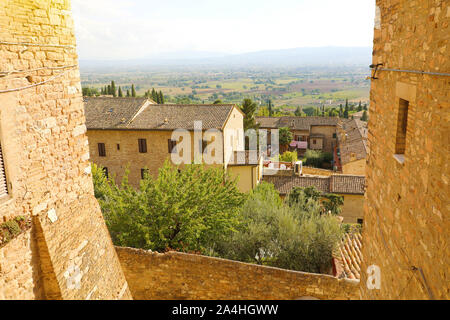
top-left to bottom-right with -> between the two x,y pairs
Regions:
84,97 -> 235,131
337,119 -> 368,165
127,104 -> 235,130
256,116 -> 339,130
263,174 -> 365,195
263,175 -> 330,195
330,175 -> 366,194
333,232 -> 363,280
84,97 -> 150,129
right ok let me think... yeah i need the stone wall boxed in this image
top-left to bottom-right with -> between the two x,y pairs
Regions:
361,0 -> 449,300
302,166 -> 335,176
342,159 -> 366,176
116,247 -> 360,300
339,194 -> 364,224
0,0 -> 131,300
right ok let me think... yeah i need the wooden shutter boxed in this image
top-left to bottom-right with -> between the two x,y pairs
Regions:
138,139 -> 147,153
0,143 -> 8,198
98,143 -> 106,157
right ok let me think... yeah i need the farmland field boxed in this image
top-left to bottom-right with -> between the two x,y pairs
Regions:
80,65 -> 370,111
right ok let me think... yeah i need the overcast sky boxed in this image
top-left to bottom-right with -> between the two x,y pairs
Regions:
71,0 -> 376,60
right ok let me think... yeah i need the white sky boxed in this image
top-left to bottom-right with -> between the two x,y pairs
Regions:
71,0 -> 376,60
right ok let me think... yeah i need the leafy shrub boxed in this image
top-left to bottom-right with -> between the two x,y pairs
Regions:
279,151 -> 298,163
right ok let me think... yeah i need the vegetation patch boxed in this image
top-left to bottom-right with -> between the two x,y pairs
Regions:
0,216 -> 31,248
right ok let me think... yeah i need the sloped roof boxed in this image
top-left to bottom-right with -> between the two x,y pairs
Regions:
84,97 -> 149,129
256,116 -> 339,130
263,174 -> 365,195
263,175 -> 330,195
330,175 -> 366,194
333,232 -> 363,280
84,97 -> 235,131
127,104 -> 235,130
338,119 -> 368,165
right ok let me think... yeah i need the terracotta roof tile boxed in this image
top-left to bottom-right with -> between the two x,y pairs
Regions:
84,97 -> 235,131
337,119 -> 368,165
256,116 -> 339,130
333,232 -> 363,280
263,174 -> 365,195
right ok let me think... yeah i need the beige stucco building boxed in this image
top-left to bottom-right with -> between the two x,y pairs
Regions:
336,119 -> 368,175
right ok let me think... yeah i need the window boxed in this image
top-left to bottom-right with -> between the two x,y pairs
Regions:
313,139 -> 317,144
199,139 -> 208,153
117,144 -> 120,151
357,219 -> 364,225
138,139 -> 147,153
0,143 -> 8,199
103,167 -> 109,178
141,169 -> 149,179
333,133 -> 337,139
168,139 -> 177,153
395,99 -> 409,155
98,143 -> 106,157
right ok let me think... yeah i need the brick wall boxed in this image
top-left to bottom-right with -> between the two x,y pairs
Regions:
0,0 -> 131,300
361,0 -> 449,300
116,247 -> 360,300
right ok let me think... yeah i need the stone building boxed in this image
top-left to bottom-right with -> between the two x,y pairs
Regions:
336,119 -> 368,175
84,97 -> 246,188
263,174 -> 365,223
0,0 -> 131,300
256,116 -> 339,154
361,0 -> 449,299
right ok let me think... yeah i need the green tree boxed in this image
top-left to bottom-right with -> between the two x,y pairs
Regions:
279,127 -> 293,148
159,91 -> 165,104
322,193 -> 344,215
268,99 -> 273,117
241,98 -> 259,132
92,162 -> 246,253
361,110 -> 368,122
111,81 -> 116,97
217,183 -> 343,273
131,84 -> 136,97
213,99 -> 223,104
118,86 -> 123,97
279,151 -> 298,163
294,106 -> 303,116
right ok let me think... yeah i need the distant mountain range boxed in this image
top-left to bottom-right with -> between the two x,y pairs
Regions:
79,46 -> 372,71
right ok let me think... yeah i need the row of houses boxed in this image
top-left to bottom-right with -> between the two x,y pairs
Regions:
84,97 -> 367,222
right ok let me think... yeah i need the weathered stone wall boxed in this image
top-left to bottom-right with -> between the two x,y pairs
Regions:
362,0 -> 449,300
339,194 -> 364,224
116,247 -> 360,300
0,0 -> 131,300
342,159 -> 366,176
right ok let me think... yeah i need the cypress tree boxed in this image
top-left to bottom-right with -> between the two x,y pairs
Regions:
126,89 -> 130,97
118,86 -> 123,97
131,84 -> 136,97
111,81 -> 116,97
268,99 -> 273,117
159,91 -> 164,104
151,88 -> 157,102
107,85 -> 111,95
361,110 -> 368,121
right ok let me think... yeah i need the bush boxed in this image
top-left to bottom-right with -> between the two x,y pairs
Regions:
279,151 -> 298,163
92,161 -> 246,254
304,150 -> 333,168
216,183 -> 344,273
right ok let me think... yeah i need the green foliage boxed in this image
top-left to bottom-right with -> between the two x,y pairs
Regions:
304,150 -> 332,168
131,84 -> 136,97
213,99 -> 223,105
118,86 -> 123,97
279,151 -> 298,163
241,98 -> 259,132
361,110 -> 368,122
82,87 -> 100,97
279,127 -> 293,146
111,81 -> 116,97
322,193 -> 344,215
216,183 -> 343,273
92,162 -> 246,254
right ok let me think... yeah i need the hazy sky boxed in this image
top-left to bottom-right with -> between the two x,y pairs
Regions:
71,0 -> 376,60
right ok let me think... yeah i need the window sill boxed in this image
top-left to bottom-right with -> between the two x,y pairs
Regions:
393,154 -> 405,165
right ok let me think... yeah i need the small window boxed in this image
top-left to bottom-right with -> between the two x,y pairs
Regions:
98,143 -> 106,157
0,143 -> 8,199
313,139 -> 317,144
117,144 -> 120,151
395,99 -> 409,155
168,139 -> 177,154
141,168 -> 149,179
138,139 -> 147,153
103,167 -> 109,178
357,219 -> 364,225
199,140 -> 208,153
333,133 -> 337,139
